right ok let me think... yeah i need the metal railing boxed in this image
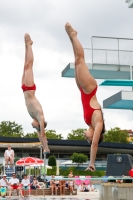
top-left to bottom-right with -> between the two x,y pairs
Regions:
84,36 -> 133,68
125,0 -> 131,3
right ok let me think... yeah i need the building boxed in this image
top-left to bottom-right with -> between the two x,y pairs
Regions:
0,136 -> 133,167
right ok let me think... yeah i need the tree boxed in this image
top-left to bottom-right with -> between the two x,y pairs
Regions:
0,121 -> 24,137
70,152 -> 88,166
67,129 -> 86,140
103,127 -> 129,143
46,130 -> 63,139
48,155 -> 56,166
24,132 -> 38,138
14,157 -> 20,163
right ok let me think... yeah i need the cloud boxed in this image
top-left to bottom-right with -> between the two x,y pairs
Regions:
0,0 -> 133,139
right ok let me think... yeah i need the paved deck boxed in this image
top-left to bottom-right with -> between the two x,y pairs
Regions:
8,191 -> 99,199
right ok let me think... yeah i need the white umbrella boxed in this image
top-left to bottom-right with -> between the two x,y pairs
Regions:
60,160 -> 76,165
56,161 -> 59,175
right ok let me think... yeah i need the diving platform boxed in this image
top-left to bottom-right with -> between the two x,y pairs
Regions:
100,80 -> 133,86
103,90 -> 133,110
62,63 -> 132,80
62,36 -> 133,110
125,0 -> 133,8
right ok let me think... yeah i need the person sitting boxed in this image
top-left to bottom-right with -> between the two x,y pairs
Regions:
31,177 -> 40,189
50,175 -> 57,195
68,176 -> 75,195
116,175 -> 125,183
21,174 -> 30,197
59,180 -> 66,195
0,174 -> 9,198
88,181 -> 94,192
4,146 -> 14,168
80,183 -> 89,192
8,173 -> 23,198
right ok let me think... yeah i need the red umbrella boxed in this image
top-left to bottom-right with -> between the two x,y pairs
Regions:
16,157 -> 44,166
129,169 -> 133,177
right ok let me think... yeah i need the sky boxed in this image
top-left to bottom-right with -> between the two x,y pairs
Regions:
0,0 -> 133,138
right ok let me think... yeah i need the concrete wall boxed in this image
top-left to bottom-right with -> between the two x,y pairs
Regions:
100,183 -> 133,200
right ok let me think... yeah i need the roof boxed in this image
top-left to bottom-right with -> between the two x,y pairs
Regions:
0,136 -> 133,150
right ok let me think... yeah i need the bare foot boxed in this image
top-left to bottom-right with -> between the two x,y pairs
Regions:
44,148 -> 50,154
65,23 -> 77,38
85,164 -> 95,172
24,33 -> 33,45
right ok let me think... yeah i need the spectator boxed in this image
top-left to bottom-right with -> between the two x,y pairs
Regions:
116,175 -> 125,184
80,183 -> 89,192
21,174 -> 30,197
68,170 -> 73,178
59,180 -> 66,195
88,181 -> 94,192
31,177 -> 40,189
4,146 -> 14,168
8,173 -> 23,198
50,175 -> 57,195
0,174 -> 9,198
68,176 -> 75,195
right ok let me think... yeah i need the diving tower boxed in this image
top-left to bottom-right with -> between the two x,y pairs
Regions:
62,63 -> 132,80
100,80 -> 133,86
125,0 -> 133,8
62,36 -> 133,79
103,90 -> 133,110
62,36 -> 133,110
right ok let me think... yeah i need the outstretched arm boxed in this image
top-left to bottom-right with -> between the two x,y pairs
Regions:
38,118 -> 50,153
87,122 -> 103,171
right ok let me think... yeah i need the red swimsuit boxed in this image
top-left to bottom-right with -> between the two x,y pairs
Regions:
80,86 -> 100,125
21,84 -> 36,92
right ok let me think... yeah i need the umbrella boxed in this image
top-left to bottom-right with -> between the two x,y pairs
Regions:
16,157 -> 44,166
60,160 -> 76,165
56,161 -> 60,175
15,157 -> 44,197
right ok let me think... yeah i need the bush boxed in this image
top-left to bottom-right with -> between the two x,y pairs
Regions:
70,153 -> 88,165
48,155 -> 56,166
47,166 -> 105,177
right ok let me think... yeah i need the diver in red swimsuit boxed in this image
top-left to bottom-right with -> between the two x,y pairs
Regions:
65,23 -> 105,171
21,33 -> 50,154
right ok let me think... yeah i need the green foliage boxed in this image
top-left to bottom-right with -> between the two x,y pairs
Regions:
0,121 -> 24,137
70,153 -> 88,166
24,131 -> 38,138
14,157 -> 20,163
24,130 -> 63,139
46,130 -> 63,139
47,166 -> 105,176
67,129 -> 86,140
48,155 -> 56,166
103,127 -> 129,143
